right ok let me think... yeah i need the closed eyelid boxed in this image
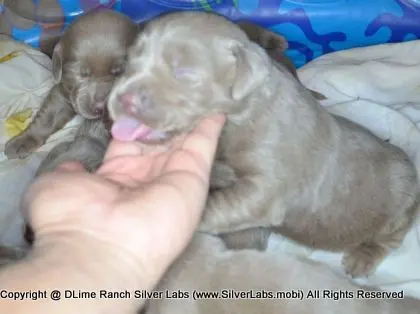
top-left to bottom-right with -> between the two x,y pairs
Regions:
169,54 -> 198,78
173,67 -> 195,78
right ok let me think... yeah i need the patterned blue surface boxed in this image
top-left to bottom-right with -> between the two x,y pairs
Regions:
2,0 -> 420,67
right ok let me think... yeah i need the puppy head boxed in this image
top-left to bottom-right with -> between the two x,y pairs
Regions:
52,9 -> 138,119
107,12 -> 270,144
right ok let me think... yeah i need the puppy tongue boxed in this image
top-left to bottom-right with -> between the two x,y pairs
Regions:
111,116 -> 151,142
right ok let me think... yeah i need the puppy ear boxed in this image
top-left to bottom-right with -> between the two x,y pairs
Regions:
237,22 -> 288,52
231,42 -> 269,101
259,29 -> 288,52
51,41 -> 63,83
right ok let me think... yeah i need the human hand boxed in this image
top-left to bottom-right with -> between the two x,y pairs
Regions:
22,114 -> 226,290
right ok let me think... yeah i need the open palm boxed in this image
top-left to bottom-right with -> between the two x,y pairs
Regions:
23,114 -> 225,286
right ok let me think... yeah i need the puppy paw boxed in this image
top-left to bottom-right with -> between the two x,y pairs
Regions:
342,243 -> 388,278
4,134 -> 41,159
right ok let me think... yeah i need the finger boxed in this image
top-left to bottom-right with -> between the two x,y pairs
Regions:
102,140 -> 169,164
98,147 -> 159,179
103,140 -> 144,161
98,138 -> 172,177
54,161 -> 87,173
127,114 -> 225,214
182,114 -> 225,164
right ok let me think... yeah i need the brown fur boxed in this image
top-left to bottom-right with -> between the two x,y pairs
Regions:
4,9 -> 138,159
107,12 -> 419,277
236,22 -> 326,100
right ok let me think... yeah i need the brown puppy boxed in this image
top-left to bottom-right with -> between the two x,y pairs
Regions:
4,9 -> 138,159
143,233 -> 420,314
107,12 -> 419,278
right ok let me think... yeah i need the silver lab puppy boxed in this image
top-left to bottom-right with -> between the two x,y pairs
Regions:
111,12 -> 419,278
4,9 -> 138,159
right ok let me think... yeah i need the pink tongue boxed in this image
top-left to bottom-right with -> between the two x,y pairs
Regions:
111,116 -> 151,141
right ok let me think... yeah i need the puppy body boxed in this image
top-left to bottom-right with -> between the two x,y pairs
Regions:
144,233 -> 420,314
107,12 -> 419,277
4,9 -> 138,159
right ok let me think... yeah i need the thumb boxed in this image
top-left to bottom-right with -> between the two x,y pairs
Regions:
54,161 -> 87,173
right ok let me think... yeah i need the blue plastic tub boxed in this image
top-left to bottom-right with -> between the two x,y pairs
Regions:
1,0 -> 420,67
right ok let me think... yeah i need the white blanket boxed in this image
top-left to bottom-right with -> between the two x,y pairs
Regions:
1,35 -> 420,299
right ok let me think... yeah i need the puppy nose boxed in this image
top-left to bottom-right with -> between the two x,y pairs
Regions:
118,90 -> 152,116
93,101 -> 105,114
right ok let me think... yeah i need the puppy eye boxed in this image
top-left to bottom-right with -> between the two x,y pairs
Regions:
80,68 -> 91,77
173,67 -> 197,80
111,64 -> 125,77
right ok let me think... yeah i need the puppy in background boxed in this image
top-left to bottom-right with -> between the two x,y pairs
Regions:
4,9 -> 138,159
143,233 -> 420,314
107,12 -> 419,278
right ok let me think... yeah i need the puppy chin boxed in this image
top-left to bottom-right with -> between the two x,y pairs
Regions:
109,114 -> 174,144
